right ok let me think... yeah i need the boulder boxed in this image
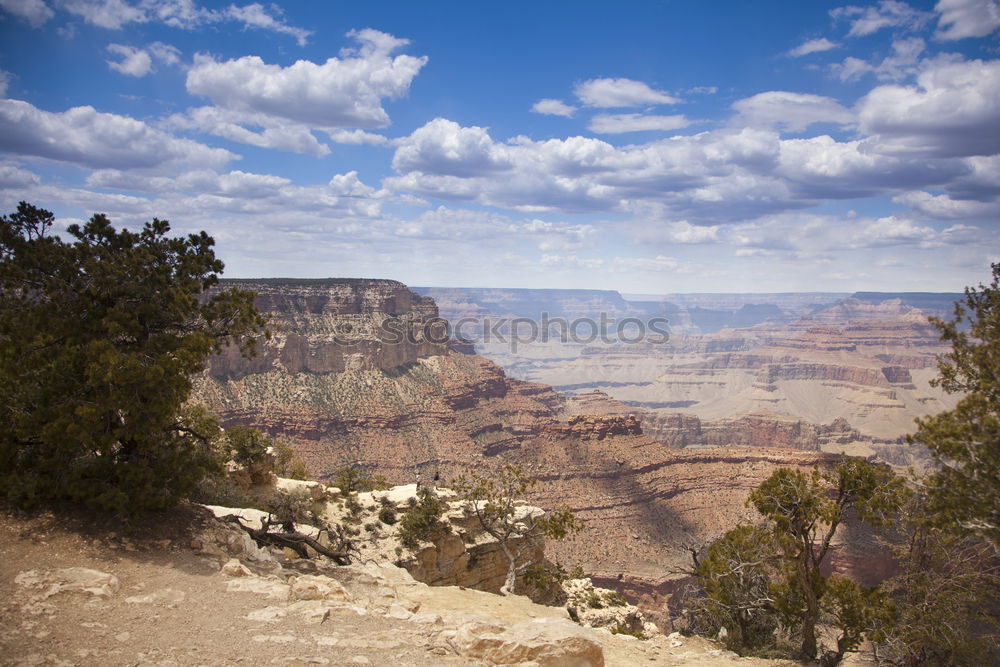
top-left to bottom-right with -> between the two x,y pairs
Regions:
452,616 -> 604,666
290,575 -> 352,601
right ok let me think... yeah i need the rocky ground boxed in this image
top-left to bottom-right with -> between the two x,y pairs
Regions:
0,506 -> 806,667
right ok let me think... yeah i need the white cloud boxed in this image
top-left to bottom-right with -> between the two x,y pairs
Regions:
165,106 -> 330,157
386,111 -> 994,224
388,120 -> 797,218
540,253 -> 606,270
391,118 -> 512,177
149,41 -> 180,65
831,37 -> 925,81
728,211 -> 981,258
0,69 -> 9,97
935,0 -> 1000,40
326,129 -> 390,146
777,135 -> 964,199
141,0 -> 204,27
106,43 -> 152,77
0,0 -> 54,27
588,113 -> 690,134
831,0 -> 932,37
0,161 -> 41,187
574,78 -> 680,107
86,168 -> 290,198
860,215 -> 937,246
895,190 -> 1000,219
661,220 -> 721,244
0,98 -> 237,169
58,0 -> 312,43
223,3 -> 311,46
858,57 -> 1000,157
788,37 -> 839,57
185,29 -> 427,129
62,0 -> 145,29
732,91 -> 855,132
531,98 -> 576,117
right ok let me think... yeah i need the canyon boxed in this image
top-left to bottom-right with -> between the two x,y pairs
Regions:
419,286 -> 961,461
191,279 -> 959,618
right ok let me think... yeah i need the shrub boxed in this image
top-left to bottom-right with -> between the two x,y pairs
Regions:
331,466 -> 388,494
378,505 -> 398,525
398,487 -> 448,550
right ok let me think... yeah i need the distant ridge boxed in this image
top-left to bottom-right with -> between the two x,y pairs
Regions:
850,292 -> 963,313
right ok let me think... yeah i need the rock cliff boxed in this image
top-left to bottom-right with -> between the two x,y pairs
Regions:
191,279 -> 898,620
209,279 -> 449,377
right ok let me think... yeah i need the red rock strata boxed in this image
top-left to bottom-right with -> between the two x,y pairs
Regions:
192,279 -> 895,617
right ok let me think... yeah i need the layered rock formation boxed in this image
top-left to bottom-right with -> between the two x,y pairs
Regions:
511,302 -> 955,444
210,279 -> 449,377
191,279 -> 898,619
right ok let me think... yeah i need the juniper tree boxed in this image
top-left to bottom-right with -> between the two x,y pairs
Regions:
0,202 -> 267,515
452,464 -> 582,595
695,459 -> 906,662
910,262 -> 1000,548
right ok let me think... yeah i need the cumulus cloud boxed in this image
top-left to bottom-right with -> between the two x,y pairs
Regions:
588,113 -> 690,134
935,0 -> 1000,40
858,57 -> 1000,157
392,118 -> 512,177
777,135 -> 965,199
831,37 -> 925,81
106,43 -> 152,76
896,189 -> 1000,218
831,0 -> 932,37
859,215 -> 938,246
185,29 -> 426,129
386,109 -> 995,225
0,69 -> 10,97
787,37 -> 839,57
732,91 -> 854,132
574,78 -> 680,107
531,98 -> 576,117
0,98 -> 236,169
326,129 -> 390,146
0,161 -> 41,187
0,0 -> 54,27
388,119 -> 800,218
165,106 -> 330,157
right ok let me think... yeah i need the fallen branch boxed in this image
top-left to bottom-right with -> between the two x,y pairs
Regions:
223,514 -> 352,565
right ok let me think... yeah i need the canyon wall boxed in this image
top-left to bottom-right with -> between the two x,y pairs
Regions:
192,279 -> 900,617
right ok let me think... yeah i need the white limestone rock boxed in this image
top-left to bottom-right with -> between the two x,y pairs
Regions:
452,616 -> 604,666
15,568 -> 120,599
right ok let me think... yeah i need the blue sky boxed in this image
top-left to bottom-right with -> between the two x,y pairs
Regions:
1,0 -> 998,293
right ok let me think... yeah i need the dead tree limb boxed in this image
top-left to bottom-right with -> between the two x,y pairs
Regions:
223,514 -> 353,565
